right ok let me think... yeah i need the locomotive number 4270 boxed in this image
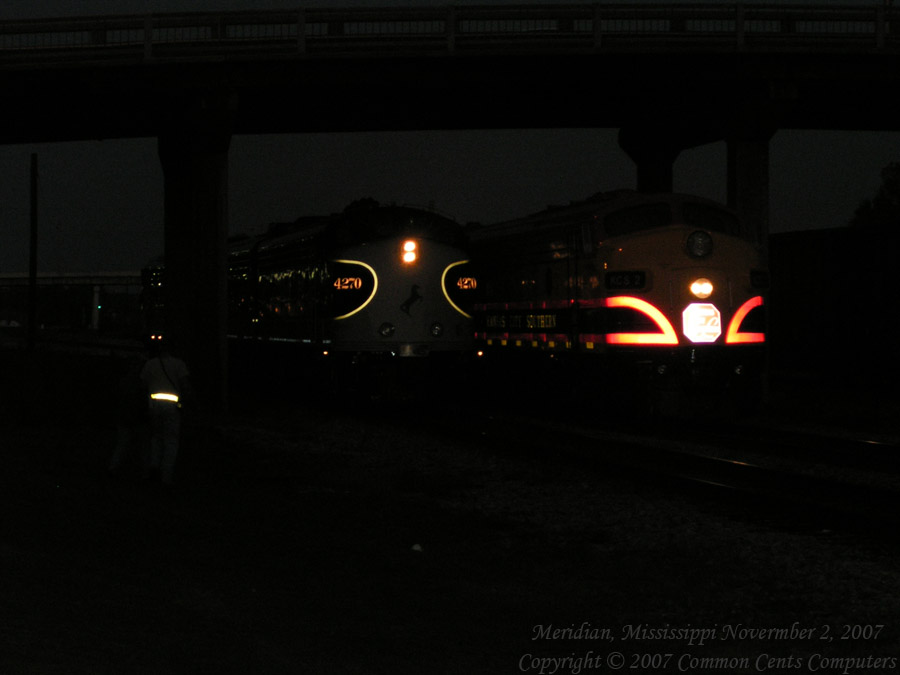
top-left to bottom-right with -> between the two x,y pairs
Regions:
334,277 -> 363,290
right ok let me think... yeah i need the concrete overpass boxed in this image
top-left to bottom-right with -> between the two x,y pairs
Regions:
4,3 -> 900,411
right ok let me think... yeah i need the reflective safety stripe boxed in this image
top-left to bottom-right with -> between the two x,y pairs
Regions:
441,260 -> 473,318
725,296 -> 766,344
150,393 -> 180,403
605,296 -> 679,345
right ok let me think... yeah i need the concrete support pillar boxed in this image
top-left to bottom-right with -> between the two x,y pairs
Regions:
617,127 -> 682,194
619,114 -> 775,251
726,133 -> 773,249
157,94 -> 234,416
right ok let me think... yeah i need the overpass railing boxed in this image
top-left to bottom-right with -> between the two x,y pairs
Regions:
0,272 -> 141,287
0,4 -> 898,63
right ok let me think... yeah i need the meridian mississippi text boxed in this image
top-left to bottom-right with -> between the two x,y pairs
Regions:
532,623 -> 885,647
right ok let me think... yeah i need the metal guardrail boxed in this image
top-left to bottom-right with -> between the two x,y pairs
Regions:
0,4 -> 897,63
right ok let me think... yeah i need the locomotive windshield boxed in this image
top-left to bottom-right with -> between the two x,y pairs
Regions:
327,203 -> 466,248
681,202 -> 740,236
602,200 -> 740,237
603,203 -> 671,236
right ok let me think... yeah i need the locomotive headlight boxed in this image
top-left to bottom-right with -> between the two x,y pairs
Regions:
690,278 -> 714,299
430,322 -> 444,337
686,230 -> 713,258
401,239 -> 418,264
379,322 -> 396,337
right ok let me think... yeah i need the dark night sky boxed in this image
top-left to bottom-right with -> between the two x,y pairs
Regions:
1,0 -> 899,274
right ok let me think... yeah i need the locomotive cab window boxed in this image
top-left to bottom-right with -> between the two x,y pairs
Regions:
681,202 -> 740,236
603,203 -> 671,236
331,201 -> 466,248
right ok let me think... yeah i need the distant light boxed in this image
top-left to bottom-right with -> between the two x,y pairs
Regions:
150,393 -> 179,403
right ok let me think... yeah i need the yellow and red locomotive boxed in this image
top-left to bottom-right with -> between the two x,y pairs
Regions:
471,190 -> 768,410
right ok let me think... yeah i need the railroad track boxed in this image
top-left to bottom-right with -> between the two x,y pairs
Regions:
283,375 -> 900,534
460,411 -> 900,532
36,339 -> 885,536
665,419 -> 900,474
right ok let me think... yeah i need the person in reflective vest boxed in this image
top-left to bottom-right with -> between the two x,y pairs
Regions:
139,340 -> 191,485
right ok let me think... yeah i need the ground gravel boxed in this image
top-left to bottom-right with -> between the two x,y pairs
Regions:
3,392 -> 900,674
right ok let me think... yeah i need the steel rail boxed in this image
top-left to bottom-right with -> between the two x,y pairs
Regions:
463,411 -> 900,530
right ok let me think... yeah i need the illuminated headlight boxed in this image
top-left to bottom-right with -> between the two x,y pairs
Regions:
378,322 -> 396,337
430,322 -> 443,337
401,239 -> 417,264
690,278 -> 714,299
686,230 -> 713,258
